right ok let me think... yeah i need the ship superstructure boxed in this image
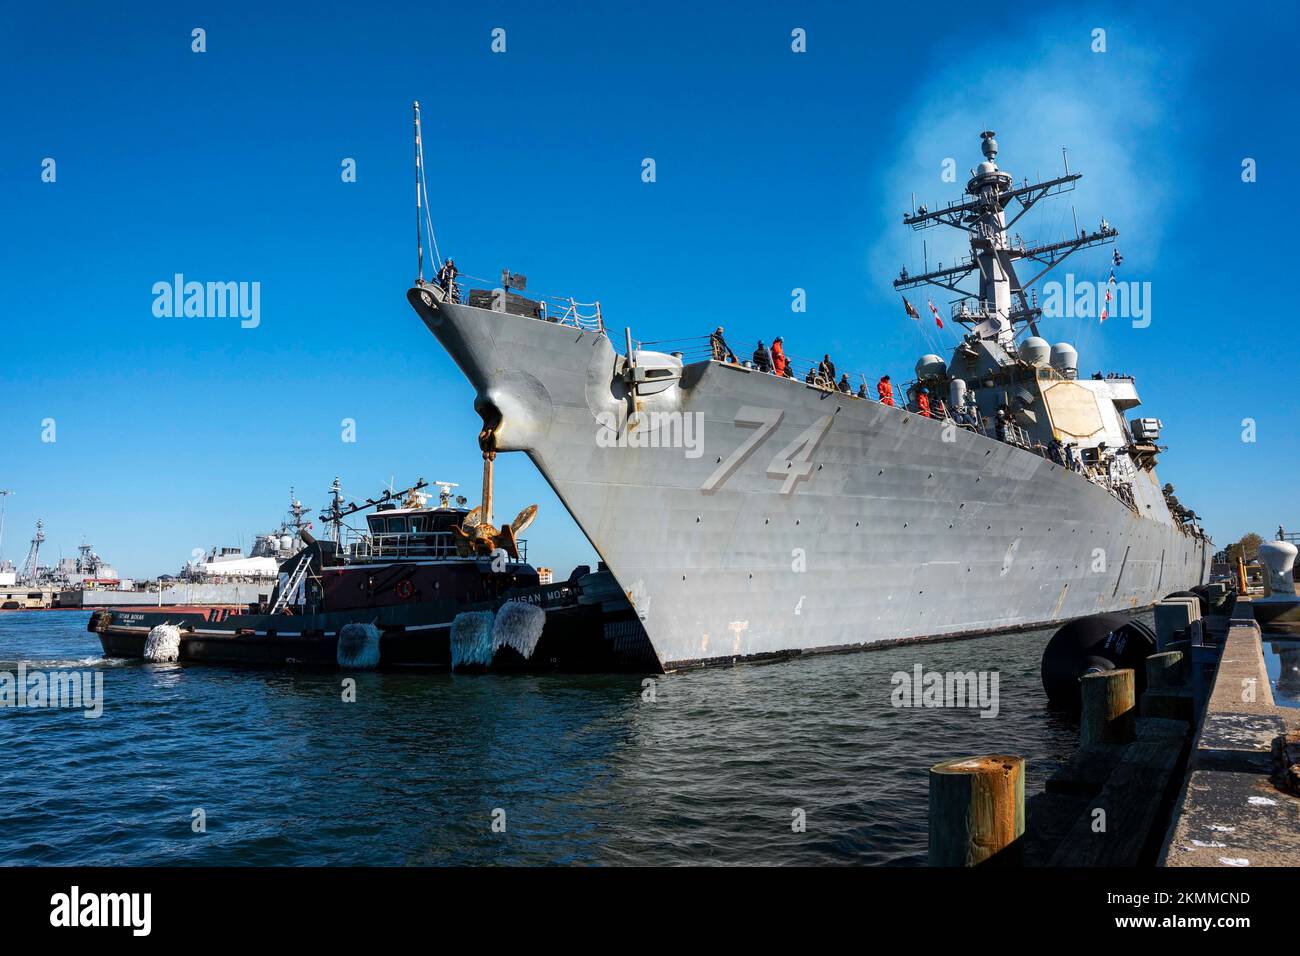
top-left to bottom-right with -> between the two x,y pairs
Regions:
184,489 -> 312,580
889,132 -> 1194,527
10,519 -> 121,588
406,120 -> 1210,670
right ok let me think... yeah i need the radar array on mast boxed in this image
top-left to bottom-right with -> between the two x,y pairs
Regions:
894,132 -> 1118,342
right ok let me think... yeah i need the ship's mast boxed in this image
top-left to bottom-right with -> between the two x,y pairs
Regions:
77,539 -> 100,576
414,101 -> 424,283
327,477 -> 345,546
287,487 -> 309,535
21,519 -> 45,583
895,131 -> 1118,348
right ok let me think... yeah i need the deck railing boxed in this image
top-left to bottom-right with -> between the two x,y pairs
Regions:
951,298 -> 997,322
342,530 -> 528,564
435,270 -> 604,333
633,335 -> 893,397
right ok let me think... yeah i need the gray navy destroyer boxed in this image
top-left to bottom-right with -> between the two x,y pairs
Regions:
408,120 -> 1210,670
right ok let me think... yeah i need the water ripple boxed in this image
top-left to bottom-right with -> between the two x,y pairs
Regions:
0,610 -> 1080,865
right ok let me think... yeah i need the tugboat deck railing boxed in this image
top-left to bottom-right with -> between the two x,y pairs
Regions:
341,530 -> 528,564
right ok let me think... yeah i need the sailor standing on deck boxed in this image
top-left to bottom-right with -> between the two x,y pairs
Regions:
770,337 -> 787,377
916,387 -> 932,418
437,258 -> 459,301
710,327 -> 737,363
877,375 -> 895,406
995,407 -> 1010,442
752,340 -> 772,373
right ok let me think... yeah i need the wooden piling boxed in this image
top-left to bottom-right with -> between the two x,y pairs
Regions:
1145,651 -> 1184,690
928,754 -> 1025,866
1080,669 -> 1136,746
1140,650 -> 1192,720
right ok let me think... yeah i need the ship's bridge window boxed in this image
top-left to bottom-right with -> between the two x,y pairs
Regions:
408,516 -> 427,533
386,517 -> 409,534
429,512 -> 461,532
367,516 -> 385,534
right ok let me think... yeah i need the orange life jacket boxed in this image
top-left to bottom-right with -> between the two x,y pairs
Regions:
918,394 -> 931,418
771,342 -> 787,375
877,380 -> 894,405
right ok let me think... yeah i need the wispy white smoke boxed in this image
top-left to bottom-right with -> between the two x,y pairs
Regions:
870,23 -> 1192,303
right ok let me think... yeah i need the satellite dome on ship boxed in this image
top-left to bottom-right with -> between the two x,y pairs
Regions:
1019,337 -> 1050,366
915,354 -> 946,378
1050,342 -> 1078,375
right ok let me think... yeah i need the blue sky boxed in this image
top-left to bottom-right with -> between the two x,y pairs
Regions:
1,1 -> 1297,577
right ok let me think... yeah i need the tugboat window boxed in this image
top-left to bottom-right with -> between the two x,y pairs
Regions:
387,517 -> 409,534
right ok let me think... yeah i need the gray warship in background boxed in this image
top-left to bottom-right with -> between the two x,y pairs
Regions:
407,119 -> 1210,670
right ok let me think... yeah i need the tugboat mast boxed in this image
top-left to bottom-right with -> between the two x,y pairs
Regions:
895,131 -> 1118,347
327,477 -> 345,546
317,478 -> 430,528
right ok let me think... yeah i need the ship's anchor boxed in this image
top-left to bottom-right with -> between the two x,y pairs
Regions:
454,408 -> 538,559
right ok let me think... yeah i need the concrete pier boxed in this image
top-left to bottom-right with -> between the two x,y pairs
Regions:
1159,617 -> 1300,867
937,591 -> 1300,867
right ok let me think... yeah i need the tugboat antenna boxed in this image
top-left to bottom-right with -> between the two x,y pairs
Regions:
317,478 -> 430,525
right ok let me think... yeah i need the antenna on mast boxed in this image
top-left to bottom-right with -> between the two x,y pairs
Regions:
894,131 -> 1117,345
327,477 -> 344,546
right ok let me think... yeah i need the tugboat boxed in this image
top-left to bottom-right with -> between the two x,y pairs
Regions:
89,476 -> 657,671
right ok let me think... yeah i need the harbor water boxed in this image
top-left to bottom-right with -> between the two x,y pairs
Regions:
1263,633 -> 1300,708
1,609 -> 1144,866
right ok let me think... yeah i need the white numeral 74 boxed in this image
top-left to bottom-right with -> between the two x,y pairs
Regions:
701,407 -> 832,495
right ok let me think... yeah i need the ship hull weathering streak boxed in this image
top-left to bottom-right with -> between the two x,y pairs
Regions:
408,295 -> 1207,670
406,127 -> 1208,671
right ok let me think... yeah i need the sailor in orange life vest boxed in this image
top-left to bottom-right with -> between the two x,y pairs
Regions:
877,374 -> 895,406
771,336 -> 787,377
917,386 -> 932,418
